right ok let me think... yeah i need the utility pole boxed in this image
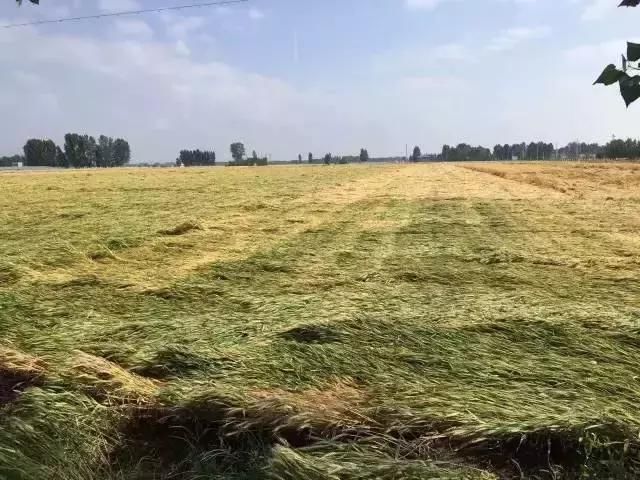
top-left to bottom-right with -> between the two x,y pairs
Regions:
405,144 -> 408,162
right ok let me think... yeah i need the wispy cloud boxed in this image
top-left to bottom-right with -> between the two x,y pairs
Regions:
112,19 -> 153,40
248,8 -> 265,20
162,15 -> 206,39
486,26 -> 550,52
404,0 -> 536,11
405,0 -> 451,9
581,0 -> 616,22
98,0 -> 140,13
374,41 -> 467,72
399,75 -> 465,91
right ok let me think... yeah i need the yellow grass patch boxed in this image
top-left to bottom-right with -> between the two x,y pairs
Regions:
66,352 -> 159,405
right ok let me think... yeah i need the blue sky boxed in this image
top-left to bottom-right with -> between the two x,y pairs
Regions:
1,0 -> 639,162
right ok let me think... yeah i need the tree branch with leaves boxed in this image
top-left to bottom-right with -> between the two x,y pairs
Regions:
594,1 -> 640,105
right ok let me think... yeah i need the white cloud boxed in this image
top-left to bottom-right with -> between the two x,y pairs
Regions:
486,26 -> 550,52
248,8 -> 265,20
0,26 -> 358,162
432,43 -> 467,61
565,39 -> 628,64
581,0 -> 616,22
405,0 -> 450,9
373,42 -> 468,75
98,0 -> 140,13
2,0 -> 639,161
175,39 -> 190,57
399,75 -> 465,91
161,14 -> 207,39
404,0 -> 536,10
31,5 -> 71,18
112,19 -> 153,40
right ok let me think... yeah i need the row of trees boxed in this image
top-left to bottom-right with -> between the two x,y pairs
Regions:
228,143 -> 268,166
600,138 -> 640,159
0,155 -> 23,167
176,150 -> 216,167
301,149 -> 370,164
175,143 -> 268,167
492,143 -> 555,161
441,144 -> 492,162
404,138 -> 640,162
19,135 -> 130,168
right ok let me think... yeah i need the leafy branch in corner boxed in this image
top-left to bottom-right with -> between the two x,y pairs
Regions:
594,1 -> 640,106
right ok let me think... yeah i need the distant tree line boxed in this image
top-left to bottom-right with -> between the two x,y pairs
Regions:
227,143 -> 268,166
440,144 -> 492,162
9,136 -> 640,170
492,143 -> 555,161
303,148 -> 370,165
176,150 -> 216,167
406,138 -> 640,162
596,139 -> 640,159
0,154 -> 23,167
16,135 -> 131,168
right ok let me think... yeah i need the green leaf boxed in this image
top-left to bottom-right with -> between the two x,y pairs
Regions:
594,64 -> 627,85
627,42 -> 640,62
619,75 -> 640,106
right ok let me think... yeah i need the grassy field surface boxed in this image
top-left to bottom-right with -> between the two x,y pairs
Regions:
2,163 -> 640,479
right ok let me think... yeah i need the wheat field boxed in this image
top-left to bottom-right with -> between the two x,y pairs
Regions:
2,162 -> 640,479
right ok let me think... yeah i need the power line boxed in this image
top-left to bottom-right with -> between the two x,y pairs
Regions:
2,0 -> 249,29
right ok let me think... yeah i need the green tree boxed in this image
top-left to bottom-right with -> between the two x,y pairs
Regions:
64,134 -> 84,168
298,154 -> 302,164
84,136 -> 98,168
230,142 -> 245,162
308,152 -> 313,163
55,146 -> 67,168
97,135 -> 114,168
23,139 -> 40,166
411,146 -> 421,162
0,155 -> 23,167
359,148 -> 369,162
177,149 -> 215,167
64,133 -> 107,168
441,145 -> 451,161
113,138 -> 131,166
526,142 -> 537,160
323,153 -> 332,165
23,139 -> 56,166
595,3 -> 640,106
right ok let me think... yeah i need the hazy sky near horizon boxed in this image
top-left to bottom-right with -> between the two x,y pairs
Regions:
1,0 -> 639,162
